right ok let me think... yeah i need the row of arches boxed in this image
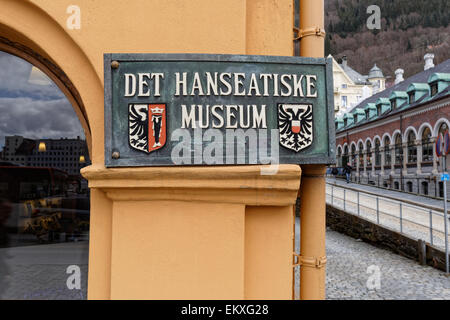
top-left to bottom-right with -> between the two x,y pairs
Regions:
337,118 -> 450,153
336,119 -> 449,167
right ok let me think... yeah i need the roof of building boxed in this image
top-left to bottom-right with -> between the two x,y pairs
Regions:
339,62 -> 369,85
336,58 -> 450,133
368,64 -> 384,79
407,83 -> 429,92
389,91 -> 408,99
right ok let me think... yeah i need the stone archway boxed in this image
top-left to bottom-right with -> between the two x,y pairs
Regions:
0,0 -> 103,161
0,0 -> 106,300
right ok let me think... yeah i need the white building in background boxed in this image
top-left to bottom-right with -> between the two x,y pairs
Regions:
330,55 -> 386,116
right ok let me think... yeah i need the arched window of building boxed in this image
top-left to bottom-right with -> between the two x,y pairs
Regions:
366,141 -> 372,167
351,144 -> 356,167
394,181 -> 400,190
394,134 -> 403,165
374,138 -> 381,166
421,181 -> 429,195
407,131 -> 417,163
384,136 -> 391,166
422,127 -> 433,162
406,181 -> 413,192
438,122 -> 449,170
337,147 -> 342,167
343,145 -> 349,166
358,142 -> 364,168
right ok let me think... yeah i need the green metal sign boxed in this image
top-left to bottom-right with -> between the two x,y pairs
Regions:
104,54 -> 335,167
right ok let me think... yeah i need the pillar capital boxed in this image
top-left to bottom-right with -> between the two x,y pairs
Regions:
82,164 -> 301,206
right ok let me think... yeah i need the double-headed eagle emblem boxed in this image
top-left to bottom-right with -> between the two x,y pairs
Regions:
278,103 -> 313,152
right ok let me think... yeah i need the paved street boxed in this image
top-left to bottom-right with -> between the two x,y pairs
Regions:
294,218 -> 450,300
325,229 -> 450,300
0,242 -> 88,300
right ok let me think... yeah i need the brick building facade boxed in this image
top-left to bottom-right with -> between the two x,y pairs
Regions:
335,56 -> 450,198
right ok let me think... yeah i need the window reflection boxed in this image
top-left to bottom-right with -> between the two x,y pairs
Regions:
0,51 -> 90,300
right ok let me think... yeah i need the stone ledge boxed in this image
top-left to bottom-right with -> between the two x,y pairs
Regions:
82,164 -> 301,206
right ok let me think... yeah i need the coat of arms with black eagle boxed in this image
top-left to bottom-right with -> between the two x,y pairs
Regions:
129,103 -> 167,154
277,103 -> 313,152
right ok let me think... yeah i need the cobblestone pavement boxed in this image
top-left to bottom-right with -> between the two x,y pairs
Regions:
325,229 -> 450,300
294,218 -> 450,300
0,242 -> 88,300
0,265 -> 88,300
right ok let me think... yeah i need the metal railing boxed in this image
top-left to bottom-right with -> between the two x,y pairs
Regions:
326,183 -> 449,251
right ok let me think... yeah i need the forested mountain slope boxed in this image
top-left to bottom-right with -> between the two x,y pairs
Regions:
325,0 -> 450,80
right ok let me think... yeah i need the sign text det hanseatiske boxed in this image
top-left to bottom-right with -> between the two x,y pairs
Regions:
104,54 -> 335,167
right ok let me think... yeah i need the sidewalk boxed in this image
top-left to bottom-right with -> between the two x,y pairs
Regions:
326,177 -> 449,211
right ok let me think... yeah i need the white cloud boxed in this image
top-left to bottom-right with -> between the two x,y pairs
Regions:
0,52 -> 63,99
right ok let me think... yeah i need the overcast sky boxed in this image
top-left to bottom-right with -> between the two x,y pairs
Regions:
0,51 -> 85,148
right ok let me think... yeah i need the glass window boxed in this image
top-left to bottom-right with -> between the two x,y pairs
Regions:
366,141 -> 372,167
395,134 -> 403,165
384,137 -> 391,166
337,148 -> 342,167
341,96 -> 347,107
439,182 -> 444,198
438,123 -> 449,169
409,92 -> 415,104
0,51 -> 90,300
391,99 -> 396,110
351,144 -> 356,167
431,83 -> 438,96
422,128 -> 432,162
421,181 -> 429,195
343,145 -> 349,166
375,139 -> 381,166
358,143 -> 364,168
407,131 -> 417,163
407,181 -> 413,192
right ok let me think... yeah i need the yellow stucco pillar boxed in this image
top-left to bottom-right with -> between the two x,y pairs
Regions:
82,165 -> 300,299
299,0 -> 327,300
0,0 -> 302,300
82,0 -> 297,300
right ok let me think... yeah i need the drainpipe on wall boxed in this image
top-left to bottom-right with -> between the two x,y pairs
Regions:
298,0 -> 327,300
400,115 -> 404,191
